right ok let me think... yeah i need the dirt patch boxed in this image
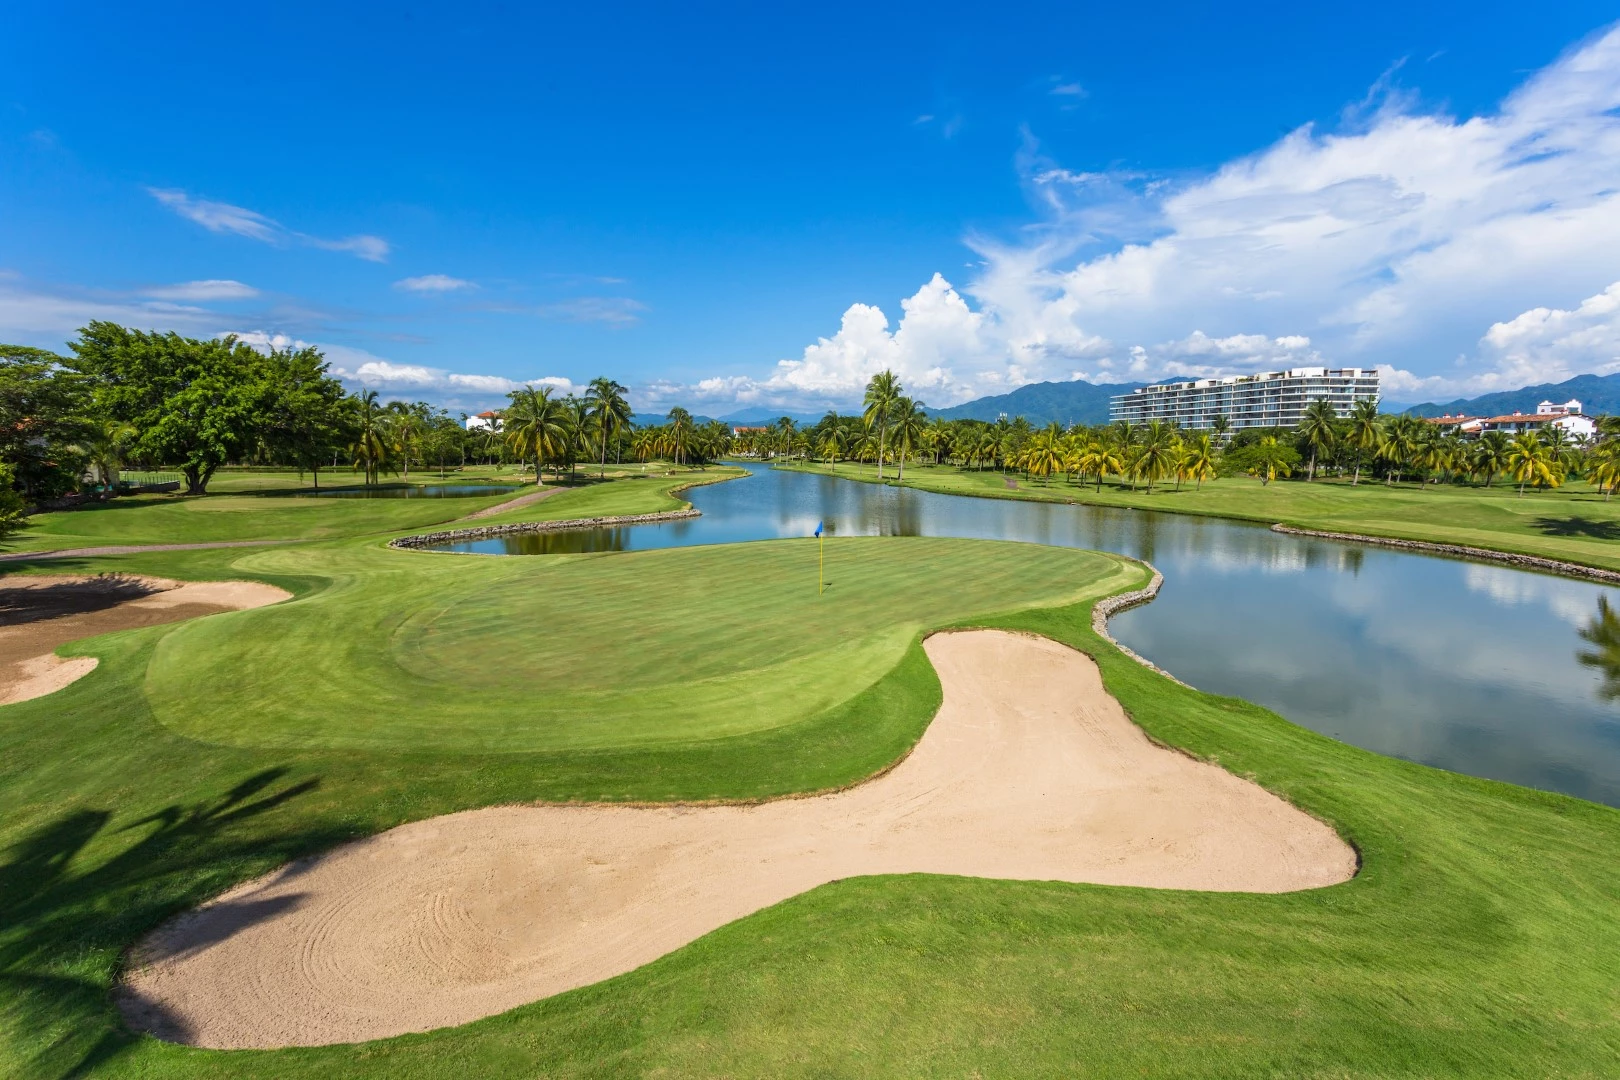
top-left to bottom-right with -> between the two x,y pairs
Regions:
120,629 -> 1355,1049
459,484 -> 568,521
0,574 -> 291,705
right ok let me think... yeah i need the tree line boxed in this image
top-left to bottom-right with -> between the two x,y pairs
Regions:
737,373 -> 1620,498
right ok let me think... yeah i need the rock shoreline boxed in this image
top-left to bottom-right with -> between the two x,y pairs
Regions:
1269,524 -> 1620,585
389,509 -> 700,550
1091,563 -> 1191,688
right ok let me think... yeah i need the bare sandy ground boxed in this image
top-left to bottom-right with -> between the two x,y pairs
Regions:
120,630 -> 1356,1049
460,483 -> 566,520
0,574 -> 290,704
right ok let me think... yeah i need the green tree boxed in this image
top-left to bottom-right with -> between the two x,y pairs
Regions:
1133,420 -> 1179,493
504,386 -> 567,484
586,377 -> 633,478
889,396 -> 927,483
1183,433 -> 1218,490
350,390 -> 391,485
67,323 -> 268,495
1246,436 -> 1296,485
258,345 -> 350,490
1298,399 -> 1338,481
863,369 -> 901,480
1346,399 -> 1381,486
0,344 -> 91,498
1505,432 -> 1559,496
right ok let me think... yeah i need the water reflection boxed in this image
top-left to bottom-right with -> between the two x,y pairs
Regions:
432,463 -> 1620,806
1579,598 -> 1620,701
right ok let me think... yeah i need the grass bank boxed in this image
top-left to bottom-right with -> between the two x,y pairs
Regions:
6,466 -> 733,552
776,458 -> 1620,574
1,485 -> 1617,1077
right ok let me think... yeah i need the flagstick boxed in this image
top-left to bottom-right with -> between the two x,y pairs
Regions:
818,532 -> 824,595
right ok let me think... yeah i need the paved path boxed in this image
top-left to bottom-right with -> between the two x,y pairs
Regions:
0,539 -> 305,563
459,484 -> 567,520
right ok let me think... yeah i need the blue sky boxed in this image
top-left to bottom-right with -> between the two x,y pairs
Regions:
3,3 -> 1619,414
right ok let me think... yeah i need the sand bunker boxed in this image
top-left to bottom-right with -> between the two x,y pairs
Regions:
120,630 -> 1355,1049
0,574 -> 290,705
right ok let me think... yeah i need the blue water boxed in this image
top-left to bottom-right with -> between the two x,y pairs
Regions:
432,463 -> 1620,806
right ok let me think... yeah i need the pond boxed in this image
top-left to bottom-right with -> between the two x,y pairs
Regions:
429,463 -> 1620,807
309,483 -> 524,499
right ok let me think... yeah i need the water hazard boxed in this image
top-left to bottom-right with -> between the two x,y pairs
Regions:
431,464 -> 1620,806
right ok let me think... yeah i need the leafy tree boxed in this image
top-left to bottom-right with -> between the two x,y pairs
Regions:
257,346 -> 350,490
67,323 -> 268,494
0,343 -> 92,498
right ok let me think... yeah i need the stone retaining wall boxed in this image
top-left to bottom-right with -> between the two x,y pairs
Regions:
1270,524 -> 1620,586
390,509 -> 701,550
1091,563 -> 1191,688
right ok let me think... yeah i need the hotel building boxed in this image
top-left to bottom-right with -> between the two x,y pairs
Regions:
1109,367 -> 1381,431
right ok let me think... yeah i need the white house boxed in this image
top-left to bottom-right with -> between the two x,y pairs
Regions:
465,410 -> 502,432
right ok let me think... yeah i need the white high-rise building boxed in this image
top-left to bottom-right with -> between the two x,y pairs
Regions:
1108,368 -> 1381,431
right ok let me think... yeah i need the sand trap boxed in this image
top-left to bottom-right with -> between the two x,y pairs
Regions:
120,630 -> 1355,1049
0,574 -> 290,705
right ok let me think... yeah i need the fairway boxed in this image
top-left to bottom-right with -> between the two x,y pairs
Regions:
137,537 -> 1134,751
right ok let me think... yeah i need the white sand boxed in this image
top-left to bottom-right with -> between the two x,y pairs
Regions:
120,629 -> 1355,1049
0,574 -> 290,704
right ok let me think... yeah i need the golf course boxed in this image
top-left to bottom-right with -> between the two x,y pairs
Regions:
0,466 -> 1616,1078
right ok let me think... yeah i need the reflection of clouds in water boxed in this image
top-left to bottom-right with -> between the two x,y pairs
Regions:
1462,565 -> 1610,628
1165,543 -> 1308,576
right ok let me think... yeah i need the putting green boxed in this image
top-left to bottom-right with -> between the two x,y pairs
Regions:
141,537 -> 1135,751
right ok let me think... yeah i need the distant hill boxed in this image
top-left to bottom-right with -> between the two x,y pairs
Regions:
926,379 -> 1142,426
1401,372 -> 1620,418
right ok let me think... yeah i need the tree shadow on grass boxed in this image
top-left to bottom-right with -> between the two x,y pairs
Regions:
0,767 -> 336,1079
1532,516 -> 1620,540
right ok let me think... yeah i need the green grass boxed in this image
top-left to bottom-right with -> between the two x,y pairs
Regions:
5,467 -> 731,552
139,535 -> 1125,751
2,480 -> 1618,1077
778,459 -> 1620,573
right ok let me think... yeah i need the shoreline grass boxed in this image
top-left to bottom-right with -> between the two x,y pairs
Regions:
2,478 -> 1617,1077
773,458 -> 1620,574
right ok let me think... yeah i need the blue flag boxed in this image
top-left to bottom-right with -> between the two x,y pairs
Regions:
814,521 -> 823,538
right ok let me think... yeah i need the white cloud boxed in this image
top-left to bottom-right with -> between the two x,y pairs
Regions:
303,233 -> 391,263
147,189 -> 278,242
534,296 -> 645,324
148,188 -> 390,262
395,274 -> 475,293
0,280 -> 223,339
144,279 -> 259,301
670,22 -> 1620,412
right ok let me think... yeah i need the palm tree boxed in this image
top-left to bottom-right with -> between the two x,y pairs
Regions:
350,390 -> 390,485
385,401 -> 425,480
1470,430 -> 1509,488
1505,432 -> 1558,496
1378,416 -> 1420,486
1587,438 -> 1620,500
1210,414 -> 1231,447
81,419 -> 139,492
1248,436 -> 1294,485
1298,399 -> 1338,481
863,369 -> 901,480
504,386 -> 566,485
818,426 -> 847,468
1346,399 -> 1381,485
1183,433 -> 1218,490
1133,420 -> 1178,493
585,377 -> 633,478
1022,424 -> 1064,485
889,396 -> 927,483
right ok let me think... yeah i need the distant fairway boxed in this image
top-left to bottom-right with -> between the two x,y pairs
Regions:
140,537 -> 1134,751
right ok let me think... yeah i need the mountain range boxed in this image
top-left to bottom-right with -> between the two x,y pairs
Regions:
1396,372 -> 1620,418
924,379 -> 1142,426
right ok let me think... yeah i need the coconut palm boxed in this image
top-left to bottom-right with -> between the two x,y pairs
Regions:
818,426 -> 847,468
81,419 -> 139,492
585,377 -> 633,478
350,390 -> 391,485
1346,399 -> 1381,485
889,396 -> 927,483
1588,438 -> 1620,500
1183,433 -> 1218,490
1210,414 -> 1231,446
1298,398 -> 1338,481
1021,424 -> 1064,485
1377,416 -> 1421,486
1248,436 -> 1294,485
1469,430 -> 1509,488
863,369 -> 901,480
1132,420 -> 1179,493
504,386 -> 566,485
1505,432 -> 1559,496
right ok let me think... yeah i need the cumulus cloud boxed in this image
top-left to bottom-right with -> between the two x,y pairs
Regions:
395,274 -> 475,293
148,188 -> 391,262
668,22 -> 1620,411
144,279 -> 259,301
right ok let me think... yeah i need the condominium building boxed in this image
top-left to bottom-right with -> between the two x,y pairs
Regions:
1108,367 -> 1381,431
